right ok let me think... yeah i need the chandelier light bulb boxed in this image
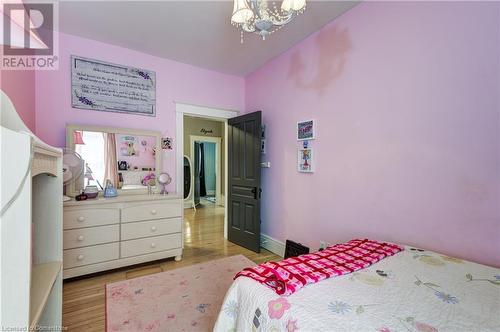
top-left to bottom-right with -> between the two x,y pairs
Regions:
231,0 -> 254,24
281,0 -> 306,12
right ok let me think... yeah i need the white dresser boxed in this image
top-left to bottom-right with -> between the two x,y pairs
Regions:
63,194 -> 183,279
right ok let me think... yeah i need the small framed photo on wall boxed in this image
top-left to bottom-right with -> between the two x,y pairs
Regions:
162,137 -> 173,150
297,119 -> 315,141
298,147 -> 314,173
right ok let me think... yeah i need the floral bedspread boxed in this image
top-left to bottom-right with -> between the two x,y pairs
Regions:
214,245 -> 500,332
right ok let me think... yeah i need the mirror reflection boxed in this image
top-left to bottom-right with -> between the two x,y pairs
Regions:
73,130 -> 156,191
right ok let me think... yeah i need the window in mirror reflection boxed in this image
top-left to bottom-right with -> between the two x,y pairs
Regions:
74,130 -> 156,191
75,131 -> 105,189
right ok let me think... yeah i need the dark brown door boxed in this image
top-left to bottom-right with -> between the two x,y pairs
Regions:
194,142 -> 201,206
227,111 -> 262,252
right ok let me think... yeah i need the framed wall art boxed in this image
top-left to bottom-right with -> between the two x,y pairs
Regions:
71,56 -> 156,116
120,136 -> 139,156
297,119 -> 315,141
298,147 -> 314,173
162,137 -> 173,150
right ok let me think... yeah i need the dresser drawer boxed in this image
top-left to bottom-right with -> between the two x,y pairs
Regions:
121,234 -> 181,258
121,201 -> 181,223
63,225 -> 119,249
64,208 -> 119,229
63,243 -> 119,269
121,218 -> 182,241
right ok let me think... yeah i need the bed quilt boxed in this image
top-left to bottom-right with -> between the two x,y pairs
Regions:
214,245 -> 500,332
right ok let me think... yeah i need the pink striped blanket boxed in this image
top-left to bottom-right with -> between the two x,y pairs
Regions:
235,239 -> 404,296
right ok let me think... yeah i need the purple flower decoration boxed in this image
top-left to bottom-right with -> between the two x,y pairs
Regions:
75,91 -> 96,107
328,301 -> 352,314
132,69 -> 153,84
434,291 -> 459,304
223,300 -> 239,318
136,70 -> 150,80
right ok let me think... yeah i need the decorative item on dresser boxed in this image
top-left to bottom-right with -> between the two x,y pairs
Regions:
157,172 -> 172,195
63,194 -> 183,278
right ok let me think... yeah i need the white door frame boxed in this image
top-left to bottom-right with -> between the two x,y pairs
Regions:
190,135 -> 222,206
175,102 -> 239,239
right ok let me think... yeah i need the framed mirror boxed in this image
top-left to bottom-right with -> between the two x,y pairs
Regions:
66,124 -> 162,196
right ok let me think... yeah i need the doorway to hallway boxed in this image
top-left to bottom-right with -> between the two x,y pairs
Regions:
183,115 -> 225,210
175,103 -> 263,253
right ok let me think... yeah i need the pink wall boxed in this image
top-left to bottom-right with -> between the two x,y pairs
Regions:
246,2 -> 500,266
35,32 -> 244,191
115,134 -> 156,170
0,69 -> 36,132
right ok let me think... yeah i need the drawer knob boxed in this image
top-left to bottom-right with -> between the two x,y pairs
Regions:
77,254 -> 84,261
150,243 -> 156,248
77,235 -> 84,241
151,226 -> 157,232
150,209 -> 157,215
77,216 -> 85,222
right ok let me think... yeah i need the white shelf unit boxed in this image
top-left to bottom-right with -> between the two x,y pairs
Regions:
1,91 -> 63,330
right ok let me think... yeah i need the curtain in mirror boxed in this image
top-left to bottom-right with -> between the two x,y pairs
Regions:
103,133 -> 119,187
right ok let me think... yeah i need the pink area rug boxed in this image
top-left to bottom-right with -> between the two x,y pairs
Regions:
105,255 -> 255,332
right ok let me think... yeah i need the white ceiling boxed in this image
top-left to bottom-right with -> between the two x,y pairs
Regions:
59,1 -> 359,76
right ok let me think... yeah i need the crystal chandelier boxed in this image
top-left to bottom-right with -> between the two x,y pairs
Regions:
231,0 -> 307,43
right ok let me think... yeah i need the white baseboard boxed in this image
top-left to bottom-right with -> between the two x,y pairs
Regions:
218,194 -> 225,207
260,234 -> 285,257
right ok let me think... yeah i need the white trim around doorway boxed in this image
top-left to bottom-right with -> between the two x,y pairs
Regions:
175,102 -> 239,239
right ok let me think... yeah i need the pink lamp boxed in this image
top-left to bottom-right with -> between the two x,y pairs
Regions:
73,131 -> 85,145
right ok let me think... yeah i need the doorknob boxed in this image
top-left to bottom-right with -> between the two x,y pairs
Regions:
251,187 -> 258,199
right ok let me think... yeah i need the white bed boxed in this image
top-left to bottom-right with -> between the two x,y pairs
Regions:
215,245 -> 500,331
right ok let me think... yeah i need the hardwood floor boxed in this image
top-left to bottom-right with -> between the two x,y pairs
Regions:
62,200 -> 280,331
